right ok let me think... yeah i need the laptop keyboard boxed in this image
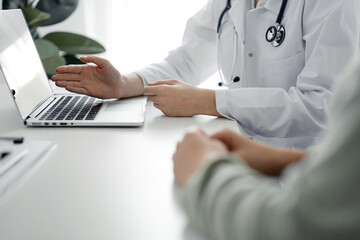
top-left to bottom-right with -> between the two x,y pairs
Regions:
39,96 -> 103,121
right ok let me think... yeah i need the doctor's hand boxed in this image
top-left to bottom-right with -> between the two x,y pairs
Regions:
173,130 -> 227,187
211,129 -> 306,176
51,55 -> 144,99
144,80 -> 223,117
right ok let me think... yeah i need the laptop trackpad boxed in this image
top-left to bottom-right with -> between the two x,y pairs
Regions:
96,97 -> 146,124
104,101 -> 143,112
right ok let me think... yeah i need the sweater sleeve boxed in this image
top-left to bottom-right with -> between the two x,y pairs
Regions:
182,60 -> 360,240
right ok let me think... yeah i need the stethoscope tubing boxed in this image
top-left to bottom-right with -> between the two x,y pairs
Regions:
217,0 -> 232,33
276,0 -> 288,24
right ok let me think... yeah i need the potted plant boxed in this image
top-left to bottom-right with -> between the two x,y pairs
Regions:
2,0 -> 106,76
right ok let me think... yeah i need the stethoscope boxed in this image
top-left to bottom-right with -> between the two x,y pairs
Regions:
265,0 -> 288,47
217,0 -> 288,87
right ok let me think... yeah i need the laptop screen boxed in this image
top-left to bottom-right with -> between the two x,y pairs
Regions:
0,10 -> 53,120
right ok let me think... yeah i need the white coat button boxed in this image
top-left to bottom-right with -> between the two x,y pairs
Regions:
249,53 -> 254,57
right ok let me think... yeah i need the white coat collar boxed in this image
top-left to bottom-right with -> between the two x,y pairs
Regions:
256,0 -> 268,8
262,0 -> 282,14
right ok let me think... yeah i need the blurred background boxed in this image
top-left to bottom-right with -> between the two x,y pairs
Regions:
0,0 -> 220,87
37,0 -> 208,73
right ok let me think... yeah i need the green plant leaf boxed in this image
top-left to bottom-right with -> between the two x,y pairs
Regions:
43,32 -> 106,55
21,6 -> 50,28
64,54 -> 85,65
35,0 -> 79,26
35,39 -> 66,76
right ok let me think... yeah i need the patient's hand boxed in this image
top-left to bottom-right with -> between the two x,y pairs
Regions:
173,130 -> 227,187
51,56 -> 144,99
211,129 -> 306,176
173,129 -> 306,187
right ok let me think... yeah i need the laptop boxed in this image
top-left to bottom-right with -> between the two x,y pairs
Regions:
0,9 -> 146,127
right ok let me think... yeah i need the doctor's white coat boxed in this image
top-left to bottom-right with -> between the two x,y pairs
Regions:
137,0 -> 360,148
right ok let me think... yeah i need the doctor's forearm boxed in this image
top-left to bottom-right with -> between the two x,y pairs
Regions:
198,89 -> 224,118
121,73 -> 145,98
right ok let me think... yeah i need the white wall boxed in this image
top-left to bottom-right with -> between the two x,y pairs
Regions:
39,0 -> 209,73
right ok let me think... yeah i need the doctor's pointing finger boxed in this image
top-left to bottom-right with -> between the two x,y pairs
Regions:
144,80 -> 221,117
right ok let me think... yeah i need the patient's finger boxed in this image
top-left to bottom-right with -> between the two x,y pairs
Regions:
211,129 -> 240,150
197,129 -> 208,136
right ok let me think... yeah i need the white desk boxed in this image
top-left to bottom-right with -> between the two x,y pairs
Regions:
0,80 -> 238,240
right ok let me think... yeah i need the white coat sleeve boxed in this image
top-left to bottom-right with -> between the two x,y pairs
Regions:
216,0 -> 360,139
182,60 -> 360,240
135,0 -> 220,86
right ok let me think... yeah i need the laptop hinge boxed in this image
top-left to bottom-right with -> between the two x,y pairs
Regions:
24,116 -> 30,125
27,95 -> 56,121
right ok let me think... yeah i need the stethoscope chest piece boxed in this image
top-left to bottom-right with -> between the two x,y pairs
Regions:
266,24 -> 285,47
